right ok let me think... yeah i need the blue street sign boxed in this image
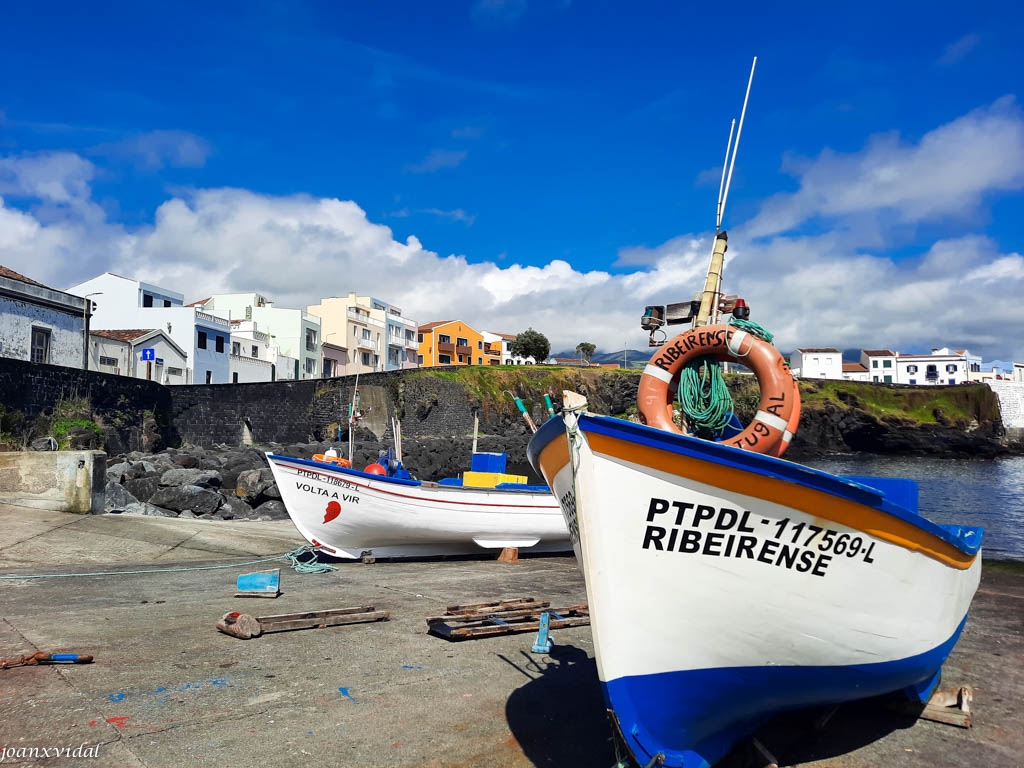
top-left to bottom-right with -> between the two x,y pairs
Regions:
141,348 -> 155,361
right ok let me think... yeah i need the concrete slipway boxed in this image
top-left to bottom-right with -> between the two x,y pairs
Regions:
0,504 -> 1021,768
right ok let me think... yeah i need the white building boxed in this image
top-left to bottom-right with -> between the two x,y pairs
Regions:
90,329 -> 189,384
307,292 -> 418,374
198,293 -> 321,380
1,265 -> 89,369
841,362 -> 871,382
228,319 -> 277,383
483,331 -> 535,365
895,349 -> 969,386
66,273 -> 232,384
790,348 -> 843,380
860,349 -> 898,384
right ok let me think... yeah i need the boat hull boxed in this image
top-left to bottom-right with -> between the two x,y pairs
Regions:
266,454 -> 570,559
528,414 -> 982,767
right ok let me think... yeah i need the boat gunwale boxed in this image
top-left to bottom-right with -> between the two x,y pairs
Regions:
528,414 -> 982,558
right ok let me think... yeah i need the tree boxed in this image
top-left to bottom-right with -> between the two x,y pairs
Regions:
510,327 -> 550,363
575,342 -> 596,364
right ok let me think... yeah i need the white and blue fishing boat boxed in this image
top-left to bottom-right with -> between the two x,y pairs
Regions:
529,399 -> 982,767
526,58 -> 983,768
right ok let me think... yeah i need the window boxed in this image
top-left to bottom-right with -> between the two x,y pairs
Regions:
873,375 -> 879,382
361,352 -> 372,366
883,360 -> 892,368
232,341 -> 240,355
164,300 -> 171,307
215,335 -> 225,353
362,329 -> 371,340
252,345 -> 258,357
438,354 -> 451,365
168,367 -> 182,376
458,354 -> 464,363
417,355 -> 423,364
99,355 -> 118,367
30,328 -> 50,364
907,365 -> 918,374
305,358 -> 317,374
909,379 -> 917,385
205,370 -> 213,384
949,379 -> 956,385
143,293 -> 154,307
926,364 -> 938,378
477,340 -> 483,350
946,364 -> 957,373
305,329 -> 317,351
872,360 -> 878,368
233,372 -> 239,383
418,333 -> 424,343
883,375 -> 892,383
439,334 -> 451,344
198,331 -> 207,349
457,337 -> 468,347
477,357 -> 482,365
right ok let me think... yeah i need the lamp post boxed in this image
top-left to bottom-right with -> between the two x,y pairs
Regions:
82,292 -> 103,371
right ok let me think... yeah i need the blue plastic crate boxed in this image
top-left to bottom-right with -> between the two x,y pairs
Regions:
470,452 -> 507,473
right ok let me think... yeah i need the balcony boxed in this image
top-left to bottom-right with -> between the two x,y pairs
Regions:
347,308 -> 385,327
357,338 -> 379,351
437,342 -> 455,355
456,345 -> 472,358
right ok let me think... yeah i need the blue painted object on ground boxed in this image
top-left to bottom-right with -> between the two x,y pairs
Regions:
531,611 -> 552,654
236,569 -> 281,596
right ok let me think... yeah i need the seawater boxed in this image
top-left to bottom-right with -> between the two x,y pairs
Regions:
805,455 -> 1024,563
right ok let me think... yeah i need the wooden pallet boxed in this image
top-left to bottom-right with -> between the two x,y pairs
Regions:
426,597 -> 589,641
217,605 -> 389,639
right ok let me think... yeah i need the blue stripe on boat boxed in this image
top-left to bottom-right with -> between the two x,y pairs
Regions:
267,454 -> 424,486
603,615 -> 969,768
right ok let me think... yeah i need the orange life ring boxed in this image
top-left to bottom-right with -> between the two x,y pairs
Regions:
312,454 -> 352,468
637,323 -> 799,456
764,377 -> 800,458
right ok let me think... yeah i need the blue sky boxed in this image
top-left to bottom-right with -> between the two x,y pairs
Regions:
1,0 -> 1023,358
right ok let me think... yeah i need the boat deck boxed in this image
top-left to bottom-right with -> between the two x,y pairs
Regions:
0,503 -> 1021,768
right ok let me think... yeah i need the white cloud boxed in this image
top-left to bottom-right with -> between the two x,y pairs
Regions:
471,0 -> 528,25
403,149 -> 468,173
92,130 -> 212,170
745,97 -> 1024,239
2,96 -> 1024,362
938,33 -> 981,67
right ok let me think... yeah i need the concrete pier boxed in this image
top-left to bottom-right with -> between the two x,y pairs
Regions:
0,503 -> 1021,767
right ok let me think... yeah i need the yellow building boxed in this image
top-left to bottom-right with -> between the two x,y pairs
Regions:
417,320 -> 499,367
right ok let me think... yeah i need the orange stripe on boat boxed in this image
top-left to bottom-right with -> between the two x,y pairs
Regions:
586,432 -> 976,570
537,434 -> 571,486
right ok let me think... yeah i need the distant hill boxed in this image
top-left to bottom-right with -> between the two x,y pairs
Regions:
552,349 -> 652,368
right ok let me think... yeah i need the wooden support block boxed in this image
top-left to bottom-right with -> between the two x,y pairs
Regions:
887,685 -> 973,728
497,547 -> 519,564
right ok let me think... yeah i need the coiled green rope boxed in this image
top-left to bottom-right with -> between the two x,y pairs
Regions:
674,316 -> 777,434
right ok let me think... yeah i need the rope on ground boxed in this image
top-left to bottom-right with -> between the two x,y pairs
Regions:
0,546 -> 336,580
283,545 -> 338,573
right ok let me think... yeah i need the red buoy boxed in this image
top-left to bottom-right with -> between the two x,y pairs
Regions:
363,463 -> 386,475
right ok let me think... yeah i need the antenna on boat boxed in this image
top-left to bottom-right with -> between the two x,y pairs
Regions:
694,56 -> 756,328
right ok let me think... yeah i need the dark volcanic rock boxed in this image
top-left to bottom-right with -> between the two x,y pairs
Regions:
235,468 -> 275,501
170,453 -> 200,469
105,481 -> 140,513
124,475 -> 161,503
217,493 -> 254,520
253,499 -> 289,521
159,468 -> 222,489
149,485 -> 224,516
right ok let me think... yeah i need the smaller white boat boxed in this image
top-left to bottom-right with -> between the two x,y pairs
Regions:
266,450 -> 570,559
